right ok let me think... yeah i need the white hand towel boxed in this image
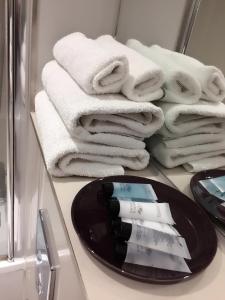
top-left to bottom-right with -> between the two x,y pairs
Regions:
146,135 -> 225,168
127,39 -> 201,104
183,155 -> 225,172
35,91 -> 150,177
150,45 -> 225,102
42,61 -> 164,148
159,124 -> 225,139
53,32 -> 129,94
157,101 -> 225,138
96,35 -> 164,102
162,133 -> 225,148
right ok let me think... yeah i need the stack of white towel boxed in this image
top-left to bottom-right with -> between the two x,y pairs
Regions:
35,33 -> 165,178
127,40 -> 225,172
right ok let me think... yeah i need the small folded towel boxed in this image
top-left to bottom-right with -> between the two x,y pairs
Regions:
183,155 -> 225,172
96,35 -> 164,102
53,32 -> 129,94
127,40 -> 201,104
148,45 -> 225,102
157,101 -> 225,138
42,61 -> 164,148
161,133 -> 225,148
146,135 -> 225,168
35,91 -> 150,177
159,124 -> 225,139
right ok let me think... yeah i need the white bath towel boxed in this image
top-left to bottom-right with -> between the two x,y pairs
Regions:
53,32 -> 129,94
183,155 -> 225,172
96,35 -> 164,102
127,39 -> 201,104
159,124 -> 225,139
149,45 -> 225,102
157,101 -> 225,138
147,135 -> 225,168
35,91 -> 150,177
161,133 -> 225,148
42,61 -> 164,149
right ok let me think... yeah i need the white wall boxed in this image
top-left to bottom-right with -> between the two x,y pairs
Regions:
31,0 -> 120,98
116,0 -> 187,50
30,0 -> 194,103
186,0 -> 225,73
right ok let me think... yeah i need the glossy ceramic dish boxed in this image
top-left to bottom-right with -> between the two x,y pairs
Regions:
71,175 -> 217,284
191,169 -> 225,227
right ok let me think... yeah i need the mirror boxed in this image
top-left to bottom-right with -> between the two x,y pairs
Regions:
112,0 -> 225,174
29,0 -> 225,178
115,0 -> 189,50
186,0 -> 225,73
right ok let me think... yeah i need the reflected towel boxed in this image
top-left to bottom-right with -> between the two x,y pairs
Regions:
35,91 -> 150,177
53,32 -> 129,94
161,133 -> 225,148
157,101 -> 225,138
42,61 -> 164,149
96,35 -> 164,102
148,45 -> 225,102
146,135 -> 225,168
183,155 -> 225,172
127,40 -> 201,104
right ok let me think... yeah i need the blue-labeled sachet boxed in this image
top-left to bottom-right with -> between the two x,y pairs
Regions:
199,175 -> 225,201
102,182 -> 158,202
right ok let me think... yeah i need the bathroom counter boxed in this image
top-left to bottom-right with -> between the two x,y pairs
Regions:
31,113 -> 225,300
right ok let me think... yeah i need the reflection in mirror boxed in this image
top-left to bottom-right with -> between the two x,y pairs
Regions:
186,0 -> 225,73
112,0 -> 225,174
32,0 -> 225,181
116,0 -> 189,50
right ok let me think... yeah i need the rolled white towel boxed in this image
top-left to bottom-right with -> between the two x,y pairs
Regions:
42,61 -> 164,148
149,45 -> 225,102
183,155 -> 225,172
96,35 -> 164,102
157,101 -> 225,138
35,91 -> 150,177
127,39 -> 201,104
146,135 -> 225,168
53,32 -> 129,94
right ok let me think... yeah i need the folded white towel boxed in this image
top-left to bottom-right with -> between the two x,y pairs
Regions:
183,155 -> 225,172
53,32 -> 129,94
96,35 -> 164,102
146,136 -> 225,168
159,124 -> 225,139
149,45 -> 225,102
147,135 -> 225,168
157,101 -> 225,138
42,61 -> 164,148
162,133 -> 225,148
35,91 -> 150,177
127,39 -> 201,104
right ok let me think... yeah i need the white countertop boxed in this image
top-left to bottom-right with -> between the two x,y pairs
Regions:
31,113 -> 225,300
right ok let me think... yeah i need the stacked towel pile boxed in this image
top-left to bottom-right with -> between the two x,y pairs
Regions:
35,33 -> 165,178
127,40 -> 225,172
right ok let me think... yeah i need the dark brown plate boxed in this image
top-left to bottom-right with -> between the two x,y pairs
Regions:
191,169 -> 225,227
71,175 -> 217,284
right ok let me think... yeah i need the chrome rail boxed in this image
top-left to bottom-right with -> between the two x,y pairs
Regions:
176,0 -> 202,53
37,209 -> 58,300
6,0 -> 15,261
